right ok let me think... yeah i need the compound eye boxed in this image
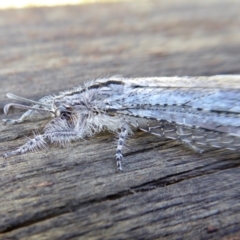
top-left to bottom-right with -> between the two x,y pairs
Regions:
55,107 -> 71,119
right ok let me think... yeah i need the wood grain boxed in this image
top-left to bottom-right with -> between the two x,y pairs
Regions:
0,0 -> 240,239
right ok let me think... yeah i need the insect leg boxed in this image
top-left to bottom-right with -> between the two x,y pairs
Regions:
46,130 -> 80,145
3,127 -> 81,158
115,125 -> 128,171
3,134 -> 47,158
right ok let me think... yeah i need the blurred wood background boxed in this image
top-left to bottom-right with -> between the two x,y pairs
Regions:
0,0 -> 240,239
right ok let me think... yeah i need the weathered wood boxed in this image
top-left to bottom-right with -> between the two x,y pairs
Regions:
0,0 -> 240,239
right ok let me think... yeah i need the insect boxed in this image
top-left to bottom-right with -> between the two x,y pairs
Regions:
3,75 -> 240,171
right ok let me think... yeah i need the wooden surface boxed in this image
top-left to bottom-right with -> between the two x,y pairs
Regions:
0,0 -> 240,239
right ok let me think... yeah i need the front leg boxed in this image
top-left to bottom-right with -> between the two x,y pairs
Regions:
115,125 -> 129,172
3,134 -> 47,158
3,129 -> 80,158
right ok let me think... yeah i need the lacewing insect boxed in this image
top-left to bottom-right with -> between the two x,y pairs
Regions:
3,75 -> 240,171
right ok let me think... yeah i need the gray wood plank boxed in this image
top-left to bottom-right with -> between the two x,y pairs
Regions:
0,0 -> 240,239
